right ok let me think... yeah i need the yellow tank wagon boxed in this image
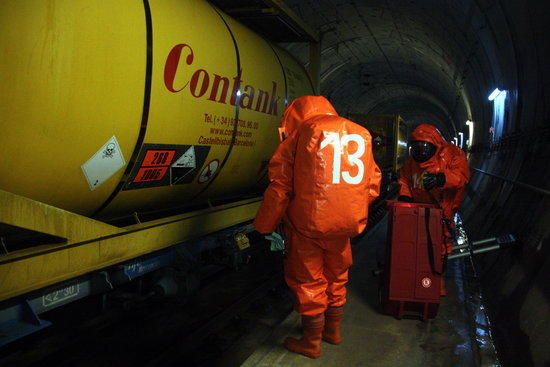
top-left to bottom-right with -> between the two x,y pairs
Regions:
347,114 -> 408,173
0,0 -> 313,220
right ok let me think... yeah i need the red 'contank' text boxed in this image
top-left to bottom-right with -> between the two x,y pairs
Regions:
164,43 -> 280,116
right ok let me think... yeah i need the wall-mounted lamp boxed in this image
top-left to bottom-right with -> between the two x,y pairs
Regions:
488,88 -> 505,101
488,89 -> 507,140
466,120 -> 474,148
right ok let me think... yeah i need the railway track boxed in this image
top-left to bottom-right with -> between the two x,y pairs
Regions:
0,237 -> 287,366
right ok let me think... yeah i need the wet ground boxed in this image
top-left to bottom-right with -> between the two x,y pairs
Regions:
242,218 -> 484,367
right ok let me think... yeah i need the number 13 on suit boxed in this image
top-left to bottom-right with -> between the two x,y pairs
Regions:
320,132 -> 366,185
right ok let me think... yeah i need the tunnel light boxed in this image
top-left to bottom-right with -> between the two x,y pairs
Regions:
458,132 -> 464,148
490,90 -> 507,141
466,120 -> 474,148
398,140 -> 408,147
488,88 -> 503,101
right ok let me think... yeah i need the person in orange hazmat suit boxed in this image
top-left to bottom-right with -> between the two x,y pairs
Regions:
253,96 -> 381,359
397,123 -> 470,294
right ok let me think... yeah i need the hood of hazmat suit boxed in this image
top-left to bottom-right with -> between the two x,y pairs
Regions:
399,123 -> 471,219
410,123 -> 447,148
409,124 -> 447,166
279,95 -> 338,139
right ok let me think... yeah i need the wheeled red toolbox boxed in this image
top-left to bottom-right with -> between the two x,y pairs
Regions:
381,201 -> 445,321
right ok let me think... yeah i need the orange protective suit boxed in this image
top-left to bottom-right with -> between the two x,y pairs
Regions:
254,96 -> 381,316
398,124 -> 471,254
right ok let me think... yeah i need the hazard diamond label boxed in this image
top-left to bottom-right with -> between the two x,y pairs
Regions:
81,136 -> 126,191
171,146 -> 196,169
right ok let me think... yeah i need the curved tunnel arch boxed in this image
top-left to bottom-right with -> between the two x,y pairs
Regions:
319,61 -> 463,136
284,0 -> 522,142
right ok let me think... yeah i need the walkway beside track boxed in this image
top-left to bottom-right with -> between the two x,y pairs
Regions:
242,217 -> 478,367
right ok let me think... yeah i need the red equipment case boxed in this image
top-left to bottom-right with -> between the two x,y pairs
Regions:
381,201 -> 444,321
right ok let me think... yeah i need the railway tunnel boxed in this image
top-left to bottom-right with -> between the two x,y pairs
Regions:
0,1 -> 548,366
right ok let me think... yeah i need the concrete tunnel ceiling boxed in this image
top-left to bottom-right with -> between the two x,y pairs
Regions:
281,0 -> 515,144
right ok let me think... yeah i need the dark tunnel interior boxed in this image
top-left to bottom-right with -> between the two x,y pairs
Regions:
275,1 -> 549,365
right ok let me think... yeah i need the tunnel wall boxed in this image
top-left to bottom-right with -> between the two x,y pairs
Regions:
461,1 -> 550,366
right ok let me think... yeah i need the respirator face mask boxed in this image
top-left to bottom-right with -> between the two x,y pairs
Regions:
409,140 -> 436,163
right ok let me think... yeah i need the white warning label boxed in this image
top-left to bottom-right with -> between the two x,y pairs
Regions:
198,159 -> 219,184
170,146 -> 197,185
171,146 -> 196,169
81,136 -> 126,191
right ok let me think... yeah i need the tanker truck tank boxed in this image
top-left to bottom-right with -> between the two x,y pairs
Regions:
0,0 -> 314,220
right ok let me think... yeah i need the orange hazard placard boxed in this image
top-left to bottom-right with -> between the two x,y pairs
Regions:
132,149 -> 175,183
142,150 -> 176,167
133,167 -> 169,182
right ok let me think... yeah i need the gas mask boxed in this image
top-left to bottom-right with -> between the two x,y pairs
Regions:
409,140 -> 436,163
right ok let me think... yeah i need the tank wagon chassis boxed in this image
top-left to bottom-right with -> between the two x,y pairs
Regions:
0,189 -> 262,346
